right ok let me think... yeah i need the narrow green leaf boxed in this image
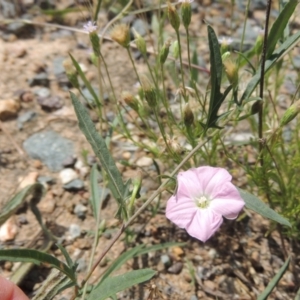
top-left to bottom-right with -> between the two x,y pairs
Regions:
88,269 -> 156,300
0,249 -> 76,282
0,183 -> 44,226
205,25 -> 224,129
99,242 -> 185,285
69,54 -> 100,107
240,30 -> 300,103
238,188 -> 291,227
90,164 -> 101,220
32,269 -> 74,300
93,0 -> 103,21
266,1 -> 298,58
191,49 -> 198,83
70,92 -> 125,205
56,243 -> 74,269
257,256 -> 290,300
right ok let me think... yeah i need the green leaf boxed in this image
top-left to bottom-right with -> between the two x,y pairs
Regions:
70,92 -> 125,205
69,54 -> 100,107
0,249 -> 76,282
205,25 -> 225,129
266,1 -> 298,58
99,242 -> 185,285
238,188 -> 291,227
0,183 -> 44,226
257,256 -> 290,300
93,0 -> 103,22
240,30 -> 300,103
56,243 -> 74,269
88,269 -> 156,300
32,269 -> 74,300
90,164 -> 101,221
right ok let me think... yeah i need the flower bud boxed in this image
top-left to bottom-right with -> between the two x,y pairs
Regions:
279,100 -> 300,127
63,59 -> 79,89
132,28 -> 147,55
223,56 -> 238,88
251,100 -> 261,115
171,40 -> 179,59
122,91 -> 139,111
89,32 -> 100,57
181,1 -> 192,29
159,40 -> 170,65
168,3 -> 180,32
111,24 -> 130,48
183,103 -> 194,127
140,75 -> 157,107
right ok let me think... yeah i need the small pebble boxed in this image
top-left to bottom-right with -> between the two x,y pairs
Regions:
69,224 -> 81,239
74,203 -> 88,219
64,179 -> 84,191
0,99 -> 20,121
0,216 -> 18,242
160,254 -> 171,267
167,262 -> 183,274
136,156 -> 153,167
59,168 -> 78,184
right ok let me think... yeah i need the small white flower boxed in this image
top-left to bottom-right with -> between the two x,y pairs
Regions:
218,36 -> 233,46
178,0 -> 194,3
83,21 -> 98,33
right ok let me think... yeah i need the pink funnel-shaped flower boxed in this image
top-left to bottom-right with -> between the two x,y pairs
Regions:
166,166 -> 244,242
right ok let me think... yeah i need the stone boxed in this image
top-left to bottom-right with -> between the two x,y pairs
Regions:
17,111 -> 36,130
59,168 -> 78,184
160,254 -> 171,267
37,95 -> 64,111
23,130 -> 75,172
69,224 -> 81,239
74,203 -> 88,219
28,72 -> 50,87
0,99 -> 20,121
34,87 -> 51,98
132,19 -> 148,37
136,156 -> 153,167
167,262 -> 183,274
63,179 -> 84,191
0,216 -> 18,242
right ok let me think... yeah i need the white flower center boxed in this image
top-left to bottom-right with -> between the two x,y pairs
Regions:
196,195 -> 210,209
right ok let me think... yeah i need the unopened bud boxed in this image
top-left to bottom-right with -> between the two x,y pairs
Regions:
63,59 -> 79,89
184,103 -> 194,126
111,24 -> 130,48
122,91 -> 139,111
279,100 -> 300,127
159,40 -> 171,65
171,40 -> 179,59
140,75 -> 157,107
251,100 -> 261,115
132,28 -> 147,55
181,1 -> 192,29
223,57 -> 238,88
168,3 -> 180,32
89,32 -> 100,57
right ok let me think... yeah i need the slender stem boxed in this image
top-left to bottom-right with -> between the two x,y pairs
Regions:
96,57 -> 104,128
176,30 -> 187,101
185,28 -> 192,74
258,0 -> 272,165
127,48 -> 141,83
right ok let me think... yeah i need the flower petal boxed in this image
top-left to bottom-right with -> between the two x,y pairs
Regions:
166,195 -> 197,229
185,209 -> 223,242
210,182 -> 244,218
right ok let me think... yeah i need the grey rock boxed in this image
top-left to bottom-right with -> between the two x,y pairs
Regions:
17,111 -> 36,130
132,19 -> 148,37
34,87 -> 51,98
69,224 -> 81,239
1,1 -> 16,18
190,296 -> 199,300
64,179 -> 84,191
160,254 -> 171,267
167,262 -> 183,274
37,95 -> 64,111
28,72 -> 50,87
76,257 -> 87,272
74,203 -> 88,219
52,57 -> 66,76
62,156 -> 77,168
23,130 -> 74,171
37,176 -> 55,185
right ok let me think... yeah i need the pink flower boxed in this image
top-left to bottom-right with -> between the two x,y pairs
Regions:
166,166 -> 244,242
83,21 -> 98,33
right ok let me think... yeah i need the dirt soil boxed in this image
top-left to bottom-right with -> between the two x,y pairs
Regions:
0,1 -> 300,299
